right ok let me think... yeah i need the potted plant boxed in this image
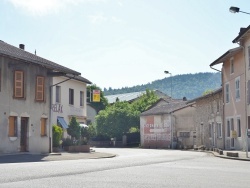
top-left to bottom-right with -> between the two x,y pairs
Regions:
52,125 -> 63,152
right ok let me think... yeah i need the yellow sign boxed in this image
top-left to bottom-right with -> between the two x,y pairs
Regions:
231,130 -> 237,138
93,90 -> 100,102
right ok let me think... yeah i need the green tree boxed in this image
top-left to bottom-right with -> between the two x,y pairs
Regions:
95,90 -> 158,140
67,116 -> 81,140
52,125 -> 63,147
96,101 -> 139,140
87,84 -> 108,112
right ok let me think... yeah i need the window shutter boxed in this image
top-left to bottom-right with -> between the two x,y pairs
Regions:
14,71 -> 23,98
36,76 -> 44,101
41,118 -> 46,136
9,116 -> 14,136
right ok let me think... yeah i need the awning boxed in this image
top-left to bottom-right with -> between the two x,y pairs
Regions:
57,117 -> 68,129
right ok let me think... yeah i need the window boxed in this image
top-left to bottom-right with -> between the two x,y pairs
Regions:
248,80 -> 250,104
56,86 -> 61,103
235,77 -> 240,100
237,117 -> 241,137
179,132 -> 190,137
14,70 -> 24,98
41,118 -> 47,136
0,68 -> 1,92
230,58 -> 234,74
36,76 -> 45,101
216,100 -> 220,112
209,124 -> 212,138
9,116 -> 17,137
225,83 -> 230,103
69,88 -> 74,105
217,122 -> 222,138
248,46 -> 250,68
227,119 -> 230,137
80,91 -> 84,106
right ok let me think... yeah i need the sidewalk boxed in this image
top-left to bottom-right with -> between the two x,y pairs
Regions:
203,149 -> 250,161
0,149 -> 116,163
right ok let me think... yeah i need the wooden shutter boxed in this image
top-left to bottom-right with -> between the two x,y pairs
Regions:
36,76 -> 44,101
41,118 -> 46,136
14,71 -> 24,98
9,116 -> 15,137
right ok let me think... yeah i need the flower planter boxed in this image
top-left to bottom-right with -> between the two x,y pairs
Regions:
68,145 -> 90,153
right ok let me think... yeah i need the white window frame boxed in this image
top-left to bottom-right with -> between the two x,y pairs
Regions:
225,83 -> 230,104
235,77 -> 240,101
230,57 -> 234,74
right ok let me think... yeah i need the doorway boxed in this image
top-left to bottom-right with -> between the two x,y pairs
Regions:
20,117 -> 28,152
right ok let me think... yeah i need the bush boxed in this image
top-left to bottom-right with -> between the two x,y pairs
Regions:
52,125 -> 63,147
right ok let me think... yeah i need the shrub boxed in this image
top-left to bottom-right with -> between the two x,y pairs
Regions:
52,125 -> 63,147
62,138 -> 73,147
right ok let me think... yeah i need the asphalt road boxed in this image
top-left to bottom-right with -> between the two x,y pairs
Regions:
0,148 -> 250,188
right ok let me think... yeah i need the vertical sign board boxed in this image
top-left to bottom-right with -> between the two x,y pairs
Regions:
93,90 -> 100,102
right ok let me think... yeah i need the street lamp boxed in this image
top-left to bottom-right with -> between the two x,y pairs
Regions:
164,71 -> 173,149
229,6 -> 250,15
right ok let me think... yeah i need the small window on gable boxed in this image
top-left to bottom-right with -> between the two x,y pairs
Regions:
230,58 -> 234,74
36,76 -> 45,101
41,118 -> 47,136
14,70 -> 24,98
9,116 -> 17,137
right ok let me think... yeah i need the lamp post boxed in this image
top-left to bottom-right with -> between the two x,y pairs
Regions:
229,6 -> 250,15
164,71 -> 173,149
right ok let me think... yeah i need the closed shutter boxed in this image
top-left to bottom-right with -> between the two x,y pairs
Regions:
41,118 -> 47,136
14,71 -> 24,98
36,76 -> 44,101
9,116 -> 15,136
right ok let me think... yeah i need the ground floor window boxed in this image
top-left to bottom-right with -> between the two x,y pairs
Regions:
217,122 -> 222,138
237,117 -> 241,137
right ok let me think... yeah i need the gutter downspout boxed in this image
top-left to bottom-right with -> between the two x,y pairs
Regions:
49,76 -> 75,153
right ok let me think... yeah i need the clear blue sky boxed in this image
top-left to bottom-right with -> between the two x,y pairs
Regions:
1,0 -> 250,89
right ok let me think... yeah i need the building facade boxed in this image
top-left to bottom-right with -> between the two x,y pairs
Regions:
0,41 -> 82,154
51,76 -> 91,138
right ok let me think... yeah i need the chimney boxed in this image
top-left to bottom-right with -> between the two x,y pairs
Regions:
239,28 -> 247,35
19,44 -> 25,50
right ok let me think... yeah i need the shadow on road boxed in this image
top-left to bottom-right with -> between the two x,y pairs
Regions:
0,154 -> 47,164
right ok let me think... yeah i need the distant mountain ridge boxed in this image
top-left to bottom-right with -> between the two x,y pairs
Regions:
103,72 -> 221,100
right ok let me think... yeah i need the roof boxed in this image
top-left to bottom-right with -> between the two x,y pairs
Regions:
187,87 -> 222,104
66,74 -> 92,84
140,99 -> 188,116
105,90 -> 170,104
0,40 -> 80,75
210,47 -> 242,67
232,26 -> 250,43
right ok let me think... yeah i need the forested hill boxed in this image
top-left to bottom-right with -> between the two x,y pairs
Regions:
103,72 -> 221,100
